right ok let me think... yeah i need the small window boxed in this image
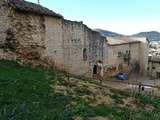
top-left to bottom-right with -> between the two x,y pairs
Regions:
147,67 -> 149,70
118,52 -> 121,58
129,50 -> 130,53
152,67 -> 155,69
83,48 -> 87,61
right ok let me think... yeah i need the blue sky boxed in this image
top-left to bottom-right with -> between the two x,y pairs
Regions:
27,0 -> 160,35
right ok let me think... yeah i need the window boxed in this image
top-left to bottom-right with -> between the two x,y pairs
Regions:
118,52 -> 121,58
83,48 -> 87,61
129,50 -> 130,53
152,67 -> 155,69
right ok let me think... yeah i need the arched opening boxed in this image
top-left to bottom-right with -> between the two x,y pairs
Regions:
83,48 -> 87,61
93,65 -> 97,74
93,61 -> 103,78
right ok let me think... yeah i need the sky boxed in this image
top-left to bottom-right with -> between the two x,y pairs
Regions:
26,0 -> 160,35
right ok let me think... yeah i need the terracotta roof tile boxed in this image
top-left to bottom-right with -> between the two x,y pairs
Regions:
8,0 -> 63,18
106,36 -> 141,45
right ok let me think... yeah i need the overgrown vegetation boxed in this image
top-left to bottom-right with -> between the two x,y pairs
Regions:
1,59 -> 160,120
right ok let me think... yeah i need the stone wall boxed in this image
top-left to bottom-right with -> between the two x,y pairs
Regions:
7,9 -> 46,61
0,0 -> 8,44
148,62 -> 160,77
62,20 -> 107,76
0,0 -> 148,78
42,16 -> 63,67
132,37 -> 149,76
0,1 -> 108,77
0,0 -> 15,59
107,43 -> 140,76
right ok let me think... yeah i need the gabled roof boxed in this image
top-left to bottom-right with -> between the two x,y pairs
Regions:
7,0 -> 63,18
106,36 -> 140,46
130,37 -> 149,43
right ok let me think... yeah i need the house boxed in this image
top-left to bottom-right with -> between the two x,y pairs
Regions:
148,55 -> 160,78
105,36 -> 149,77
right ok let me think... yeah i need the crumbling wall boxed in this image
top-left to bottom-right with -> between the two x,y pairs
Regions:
132,37 -> 149,76
0,1 -> 108,77
0,0 -> 15,59
106,43 -> 140,77
42,16 -> 63,67
7,8 -> 46,62
0,0 -> 8,44
62,20 -> 107,77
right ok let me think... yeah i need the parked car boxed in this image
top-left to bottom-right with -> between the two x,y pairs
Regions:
116,72 -> 129,80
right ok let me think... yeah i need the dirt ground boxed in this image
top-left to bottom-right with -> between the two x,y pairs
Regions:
103,77 -> 160,96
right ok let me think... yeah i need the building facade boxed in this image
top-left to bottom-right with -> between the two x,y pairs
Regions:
0,0 -> 148,78
105,36 -> 149,77
148,56 -> 160,78
0,0 -> 108,77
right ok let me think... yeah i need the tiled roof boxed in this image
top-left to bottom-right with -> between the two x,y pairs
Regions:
150,56 -> 160,62
7,0 -> 63,18
106,36 -> 141,46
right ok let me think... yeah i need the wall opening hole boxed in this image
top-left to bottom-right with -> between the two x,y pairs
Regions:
93,65 -> 97,74
83,48 -> 87,61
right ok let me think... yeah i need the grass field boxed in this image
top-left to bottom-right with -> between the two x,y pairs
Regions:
1,59 -> 160,120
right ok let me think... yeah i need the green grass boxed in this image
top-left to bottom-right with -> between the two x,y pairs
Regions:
0,59 -> 72,120
1,59 -> 160,120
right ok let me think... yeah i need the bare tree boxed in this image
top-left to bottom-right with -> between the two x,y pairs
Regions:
129,59 -> 140,120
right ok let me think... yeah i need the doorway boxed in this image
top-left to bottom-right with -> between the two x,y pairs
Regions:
93,65 -> 97,75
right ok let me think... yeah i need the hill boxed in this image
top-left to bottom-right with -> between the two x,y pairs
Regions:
1,59 -> 160,119
131,31 -> 160,42
94,29 -> 160,42
93,29 -> 124,37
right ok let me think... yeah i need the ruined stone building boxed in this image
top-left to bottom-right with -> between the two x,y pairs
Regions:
106,36 -> 149,77
0,0 -> 148,78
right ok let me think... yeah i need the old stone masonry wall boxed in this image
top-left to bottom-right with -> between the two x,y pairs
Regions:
62,20 -> 107,76
9,9 -> 46,61
0,0 -> 15,59
0,0 -> 108,77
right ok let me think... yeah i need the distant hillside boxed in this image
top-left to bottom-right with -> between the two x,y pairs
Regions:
94,29 -> 160,42
93,29 -> 124,37
131,31 -> 160,42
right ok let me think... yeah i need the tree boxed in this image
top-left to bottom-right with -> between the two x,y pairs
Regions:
129,59 -> 140,120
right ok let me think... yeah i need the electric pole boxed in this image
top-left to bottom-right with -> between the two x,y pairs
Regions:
37,0 -> 40,5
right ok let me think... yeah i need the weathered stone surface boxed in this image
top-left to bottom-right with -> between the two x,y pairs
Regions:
0,0 -> 148,78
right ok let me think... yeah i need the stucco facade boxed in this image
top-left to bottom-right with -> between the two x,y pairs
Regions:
106,36 -> 148,77
131,37 -> 149,76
